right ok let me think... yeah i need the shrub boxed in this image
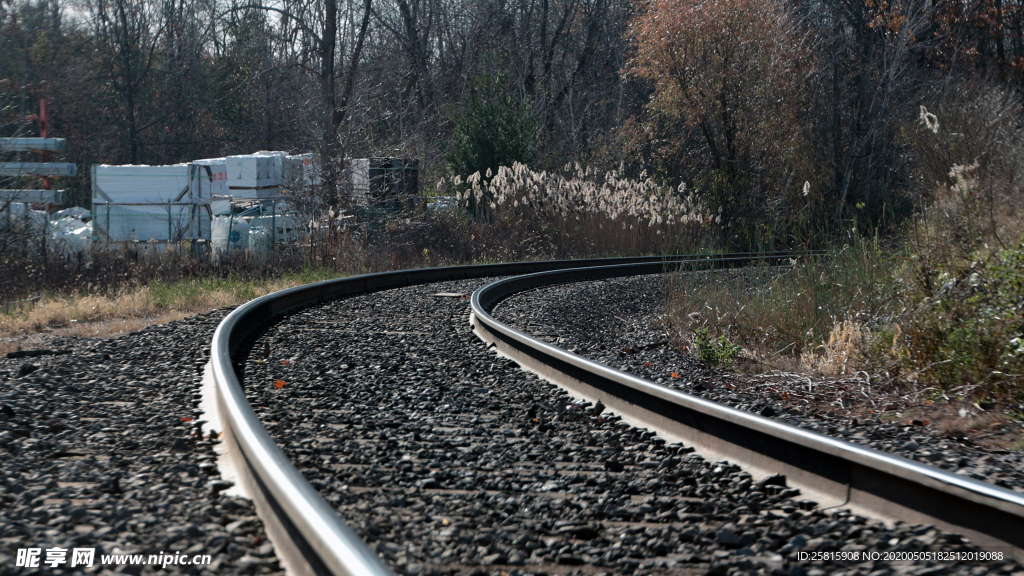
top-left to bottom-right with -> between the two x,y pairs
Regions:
622,0 -> 815,241
447,72 -> 537,180
692,327 -> 742,367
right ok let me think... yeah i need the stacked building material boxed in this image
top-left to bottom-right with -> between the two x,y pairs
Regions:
192,158 -> 229,196
226,151 -> 289,198
91,164 -> 211,243
283,153 -> 320,188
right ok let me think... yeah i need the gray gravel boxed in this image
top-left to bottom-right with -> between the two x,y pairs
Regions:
491,273 -> 1024,494
0,312 -> 280,575
240,278 -> 1018,576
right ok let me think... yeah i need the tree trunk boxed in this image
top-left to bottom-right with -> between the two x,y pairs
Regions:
321,0 -> 338,154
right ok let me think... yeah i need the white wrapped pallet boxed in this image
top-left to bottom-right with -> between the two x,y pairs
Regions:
93,164 -> 191,203
65,222 -> 92,253
347,158 -> 370,204
54,206 -> 90,220
248,226 -> 271,252
0,202 -> 29,222
226,154 -> 281,189
210,199 -> 232,215
226,155 -> 264,188
0,204 -> 47,236
192,158 -> 228,196
255,151 -> 287,186
284,153 -> 320,187
50,217 -> 91,255
211,215 -> 250,252
93,203 -> 197,241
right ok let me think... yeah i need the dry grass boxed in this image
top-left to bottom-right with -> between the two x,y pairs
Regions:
0,312 -> 198,356
0,269 -> 345,347
437,162 -> 719,258
800,320 -> 870,376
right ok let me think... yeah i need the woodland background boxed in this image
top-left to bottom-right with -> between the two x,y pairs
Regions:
2,0 -> 1022,245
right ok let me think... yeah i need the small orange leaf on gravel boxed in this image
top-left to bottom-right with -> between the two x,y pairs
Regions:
670,372 -> 681,378
925,400 -> 932,405
644,362 -> 652,367
274,379 -> 287,389
282,359 -> 289,365
181,417 -> 192,422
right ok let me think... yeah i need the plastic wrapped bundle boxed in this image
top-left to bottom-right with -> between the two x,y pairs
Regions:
192,158 -> 229,196
92,204 -> 197,241
227,153 -> 285,190
93,164 -> 191,203
210,200 -> 232,215
255,151 -> 288,187
248,225 -> 272,252
50,217 -> 92,254
226,155 -> 266,188
284,153 -> 320,187
64,222 -> 93,253
211,215 -> 250,252
54,206 -> 91,220
0,202 -> 30,227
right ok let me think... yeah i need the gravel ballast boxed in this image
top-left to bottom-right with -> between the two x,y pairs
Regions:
490,272 -> 1024,494
0,312 -> 280,575
239,277 -> 1019,576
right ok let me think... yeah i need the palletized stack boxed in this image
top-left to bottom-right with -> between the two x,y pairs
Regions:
247,212 -> 305,244
282,153 -> 320,189
192,158 -> 229,197
91,164 -> 211,242
226,151 -> 288,199
345,158 -> 371,205
258,150 -> 288,181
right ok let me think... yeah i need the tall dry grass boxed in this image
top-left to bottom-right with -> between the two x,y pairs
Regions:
665,237 -> 899,373
437,162 -> 719,259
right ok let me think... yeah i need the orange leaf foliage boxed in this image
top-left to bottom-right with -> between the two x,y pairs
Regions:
274,379 -> 287,389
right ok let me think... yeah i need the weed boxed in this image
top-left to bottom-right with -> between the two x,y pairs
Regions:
692,327 -> 742,367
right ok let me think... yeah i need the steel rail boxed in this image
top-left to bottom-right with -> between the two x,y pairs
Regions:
470,260 -> 1024,559
209,252 -> 803,576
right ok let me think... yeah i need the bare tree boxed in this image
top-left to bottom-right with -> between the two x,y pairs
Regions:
85,0 -> 162,163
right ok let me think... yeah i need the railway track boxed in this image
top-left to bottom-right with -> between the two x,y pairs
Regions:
208,255 -> 1024,576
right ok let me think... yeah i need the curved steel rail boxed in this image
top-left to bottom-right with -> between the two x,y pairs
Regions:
208,252 -> 799,576
470,261 -> 1024,557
